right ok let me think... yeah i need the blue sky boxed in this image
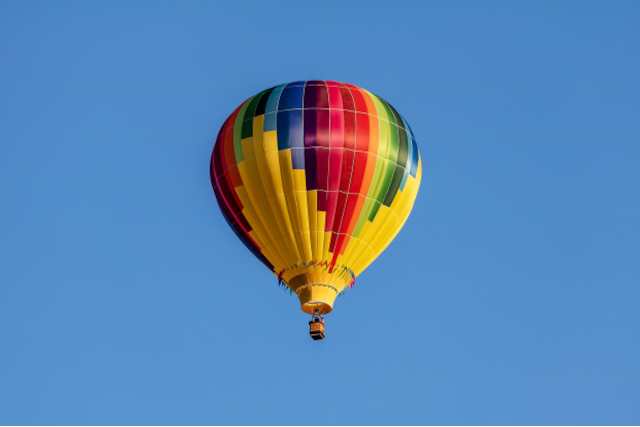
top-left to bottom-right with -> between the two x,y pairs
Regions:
1,1 -> 639,425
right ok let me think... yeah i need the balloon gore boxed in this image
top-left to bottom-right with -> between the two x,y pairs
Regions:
210,81 -> 421,315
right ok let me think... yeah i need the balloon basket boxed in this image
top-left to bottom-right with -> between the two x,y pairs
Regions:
309,320 -> 325,340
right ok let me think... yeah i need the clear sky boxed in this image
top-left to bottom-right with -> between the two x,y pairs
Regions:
1,1 -> 639,425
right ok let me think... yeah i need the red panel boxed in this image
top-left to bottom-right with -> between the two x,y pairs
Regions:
344,194 -> 368,238
339,86 -> 355,112
325,190 -> 339,233
349,151 -> 368,194
328,84 -> 343,110
222,113 -> 243,189
329,230 -> 339,253
355,112 -> 370,152
339,149 -> 355,190
317,146 -> 329,214
330,190 -> 349,252
212,133 -> 225,181
324,147 -> 344,232
343,109 -> 356,151
330,110 -> 344,149
316,109 -> 330,148
317,190 -> 327,213
317,148 -> 329,192
334,193 -> 360,255
348,85 -> 369,113
228,162 -> 243,189
328,148 -> 344,192
339,193 -> 360,235
314,82 -> 329,109
222,129 -> 234,168
334,233 -> 348,256
333,114 -> 356,238
224,169 -> 243,211
221,106 -> 242,171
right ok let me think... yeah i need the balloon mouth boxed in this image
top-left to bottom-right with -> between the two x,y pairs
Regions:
301,301 -> 333,315
293,283 -> 339,315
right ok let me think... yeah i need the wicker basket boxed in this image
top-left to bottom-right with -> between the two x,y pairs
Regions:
309,321 -> 325,340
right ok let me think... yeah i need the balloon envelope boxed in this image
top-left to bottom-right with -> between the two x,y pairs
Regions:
210,81 -> 421,314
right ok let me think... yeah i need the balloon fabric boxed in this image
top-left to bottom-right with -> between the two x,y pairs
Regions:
210,81 -> 421,315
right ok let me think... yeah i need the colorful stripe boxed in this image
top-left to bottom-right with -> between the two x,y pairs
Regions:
210,81 -> 421,293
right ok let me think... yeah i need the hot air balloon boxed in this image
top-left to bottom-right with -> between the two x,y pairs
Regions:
210,81 -> 421,339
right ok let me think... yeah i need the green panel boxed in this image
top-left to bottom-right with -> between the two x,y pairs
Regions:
353,198 -> 375,238
387,122 -> 399,165
368,200 -> 382,220
375,160 -> 397,205
396,126 -> 409,169
233,99 -> 252,163
382,165 -> 405,207
383,99 -> 402,126
241,91 -> 265,139
386,127 -> 398,165
386,103 -> 409,169
367,93 -> 389,160
376,97 -> 397,125
378,98 -> 399,165
373,121 -> 399,209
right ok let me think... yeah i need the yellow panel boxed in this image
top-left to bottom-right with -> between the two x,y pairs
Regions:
263,130 -> 278,153
249,147 -> 295,265
354,161 -> 422,275
366,206 -> 395,252
351,158 -> 423,275
293,169 -> 307,193
292,169 -> 312,261
353,207 -> 398,273
253,116 -> 265,157
241,136 -> 255,160
389,186 -> 404,212
253,144 -> 296,264
341,220 -> 368,265
350,239 -> 375,274
321,231 -> 332,262
276,192 -> 301,261
343,234 -> 369,268
235,161 -> 287,269
235,187 -> 266,246
256,198 -> 292,262
278,150 -> 308,264
263,149 -> 301,263
316,210 -> 326,263
340,233 -> 360,264
307,190 -> 318,261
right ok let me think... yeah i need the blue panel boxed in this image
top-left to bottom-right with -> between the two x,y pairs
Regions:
265,84 -> 286,114
410,139 -> 419,177
399,116 -> 413,190
291,148 -> 305,170
399,169 -> 409,191
401,114 -> 416,140
264,112 -> 278,133
277,111 -> 290,150
288,110 -> 303,148
264,84 -> 285,132
278,83 -> 304,110
276,110 -> 303,151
